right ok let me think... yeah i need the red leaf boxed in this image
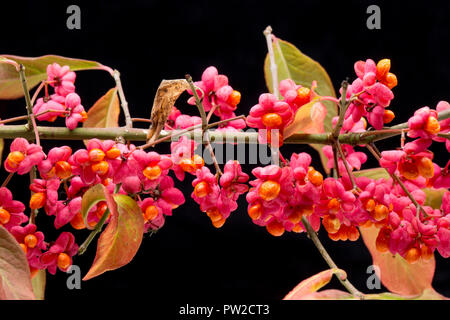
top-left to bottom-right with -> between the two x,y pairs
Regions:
83,194 -> 144,280
360,224 -> 435,296
0,226 -> 35,299
284,268 -> 347,300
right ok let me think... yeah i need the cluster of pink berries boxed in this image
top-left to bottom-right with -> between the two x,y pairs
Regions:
244,59 -> 449,264
0,59 -> 448,283
33,63 -> 87,130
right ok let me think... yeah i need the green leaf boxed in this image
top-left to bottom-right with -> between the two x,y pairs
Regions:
360,224 -> 436,296
264,37 -> 337,173
31,269 -> 46,300
284,268 -> 347,300
353,167 -> 389,180
0,225 -> 35,299
0,55 -> 112,100
83,194 -> 144,280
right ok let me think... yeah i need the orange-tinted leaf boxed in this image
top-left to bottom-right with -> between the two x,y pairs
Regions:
283,100 -> 328,172
283,99 -> 326,138
0,54 -> 111,99
360,224 -> 435,296
81,183 -> 115,230
0,225 -> 35,300
83,194 -> 144,280
284,268 -> 347,300
83,88 -> 120,146
83,88 -> 120,129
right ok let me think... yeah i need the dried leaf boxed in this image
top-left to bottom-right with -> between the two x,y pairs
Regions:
147,79 -> 189,142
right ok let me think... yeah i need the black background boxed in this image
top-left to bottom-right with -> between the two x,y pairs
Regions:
0,0 -> 449,302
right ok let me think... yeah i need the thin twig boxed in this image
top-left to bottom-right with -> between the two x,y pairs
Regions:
331,143 -> 340,177
206,104 -> 217,123
18,64 -> 40,146
332,81 -> 350,138
301,216 -> 364,299
1,172 -> 14,188
263,26 -> 279,99
132,118 -> 152,123
0,109 -> 69,125
113,70 -> 132,128
30,81 -> 46,106
335,140 -> 359,191
185,74 -> 223,176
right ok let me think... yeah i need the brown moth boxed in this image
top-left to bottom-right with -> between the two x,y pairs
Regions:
146,79 -> 190,143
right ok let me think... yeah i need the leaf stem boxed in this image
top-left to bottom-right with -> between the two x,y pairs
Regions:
18,64 -> 40,145
77,207 -> 111,256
